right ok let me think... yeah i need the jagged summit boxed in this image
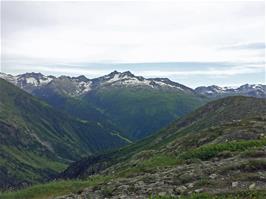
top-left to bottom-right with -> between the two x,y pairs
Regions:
19,72 -> 45,77
120,70 -> 134,76
73,75 -> 89,82
92,70 -> 192,92
104,70 -> 136,79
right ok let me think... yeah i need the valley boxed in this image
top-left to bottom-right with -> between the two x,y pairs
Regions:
0,71 -> 207,140
0,72 -> 265,199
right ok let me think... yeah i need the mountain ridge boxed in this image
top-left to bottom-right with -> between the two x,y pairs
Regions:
195,84 -> 266,98
0,71 -> 195,96
1,71 -> 265,98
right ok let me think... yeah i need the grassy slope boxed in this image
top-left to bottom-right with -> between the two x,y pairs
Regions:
1,177 -> 266,199
0,176 -> 111,199
32,82 -> 123,138
84,86 -> 206,140
60,96 -> 266,179
0,79 -> 127,190
33,80 -> 207,141
1,96 -> 265,198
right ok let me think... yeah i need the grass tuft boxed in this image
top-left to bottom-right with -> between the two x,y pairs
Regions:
0,176 -> 110,199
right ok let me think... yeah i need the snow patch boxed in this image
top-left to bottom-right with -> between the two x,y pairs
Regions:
154,80 -> 183,90
77,81 -> 92,94
39,77 -> 53,85
114,78 -> 152,87
106,74 -> 120,83
0,73 -> 18,84
26,77 -> 38,86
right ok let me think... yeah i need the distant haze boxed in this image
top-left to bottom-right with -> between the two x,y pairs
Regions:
1,1 -> 265,88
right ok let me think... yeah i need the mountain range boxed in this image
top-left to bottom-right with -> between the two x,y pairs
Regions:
0,71 -> 266,198
1,71 -> 265,98
1,71 -> 207,140
195,84 -> 266,98
0,71 -> 195,96
1,71 -> 265,141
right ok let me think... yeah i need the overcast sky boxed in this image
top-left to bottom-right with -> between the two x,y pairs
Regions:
1,1 -> 265,87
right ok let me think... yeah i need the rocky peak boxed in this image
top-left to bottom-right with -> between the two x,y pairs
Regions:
238,84 -> 264,91
105,70 -> 121,77
120,71 -> 134,77
21,72 -> 43,77
58,75 -> 71,80
104,71 -> 136,79
16,72 -> 55,88
72,75 -> 89,82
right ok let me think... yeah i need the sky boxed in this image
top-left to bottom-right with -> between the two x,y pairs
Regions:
1,1 -> 265,88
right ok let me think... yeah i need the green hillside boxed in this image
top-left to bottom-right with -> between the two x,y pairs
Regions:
31,76 -> 207,141
51,96 -> 266,198
84,86 -> 206,140
0,79 -> 128,190
1,95 -> 265,198
32,81 -> 121,134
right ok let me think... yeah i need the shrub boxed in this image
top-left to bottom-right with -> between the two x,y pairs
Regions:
179,139 -> 266,161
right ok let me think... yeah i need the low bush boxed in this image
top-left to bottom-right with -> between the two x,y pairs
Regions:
179,139 -> 266,161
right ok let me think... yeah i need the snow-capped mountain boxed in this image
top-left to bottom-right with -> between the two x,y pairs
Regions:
92,70 -> 193,92
1,71 -> 265,98
91,70 -> 148,88
0,72 -> 92,95
0,72 -> 55,92
195,84 -> 266,98
0,71 -> 194,96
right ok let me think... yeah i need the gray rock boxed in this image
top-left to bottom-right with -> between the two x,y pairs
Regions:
232,181 -> 238,188
209,173 -> 217,179
175,185 -> 187,193
249,183 -> 256,190
194,188 -> 203,193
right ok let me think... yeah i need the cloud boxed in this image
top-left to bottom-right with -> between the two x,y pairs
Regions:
3,61 -> 264,77
139,65 -> 265,77
220,42 -> 266,50
2,1 -> 265,63
1,1 -> 265,87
